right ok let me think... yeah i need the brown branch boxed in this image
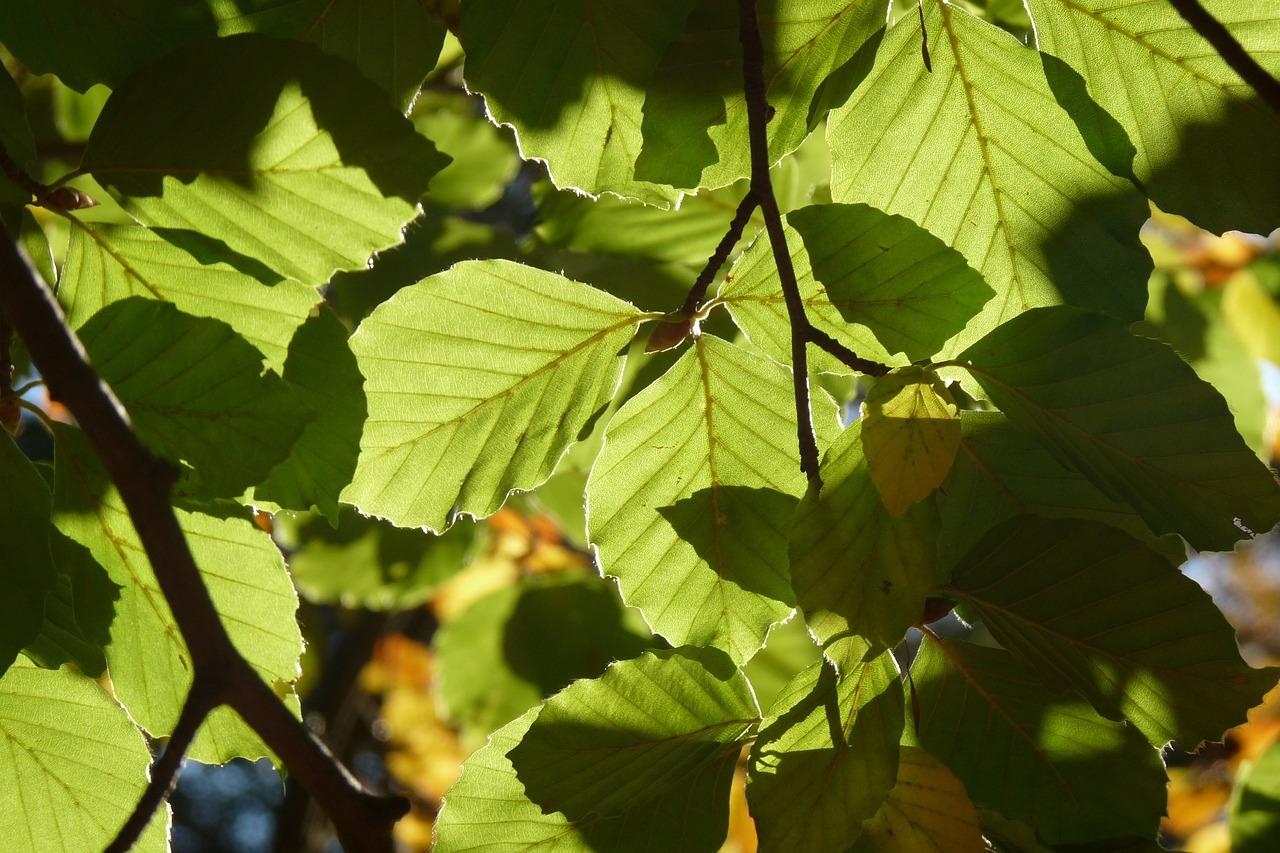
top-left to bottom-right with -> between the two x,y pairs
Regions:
680,189 -> 759,316
806,326 -> 890,377
0,235 -> 407,853
1167,0 -> 1280,115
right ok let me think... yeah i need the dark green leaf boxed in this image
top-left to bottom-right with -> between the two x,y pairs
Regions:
0,432 -> 58,676
1232,740 -> 1280,853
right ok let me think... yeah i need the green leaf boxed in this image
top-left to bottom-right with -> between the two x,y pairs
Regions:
790,421 -> 941,650
0,658 -> 168,852
1232,740 -> 1280,853
946,516 -> 1277,747
435,705 -> 737,852
285,507 -> 473,610
911,636 -> 1166,844
0,433 -> 58,676
828,2 -> 1151,357
851,746 -> 985,853
53,426 -> 303,763
254,310 -> 366,522
506,646 -> 758,820
344,259 -> 646,531
21,530 -> 119,677
788,203 -> 993,361
588,335 -> 829,663
1222,270 -> 1280,366
415,92 -> 522,210
434,572 -> 654,742
747,653 -> 903,851
0,64 -> 35,226
459,0 -> 695,204
1028,0 -> 1280,234
957,306 -> 1280,551
58,220 -> 322,372
861,367 -> 962,516
77,298 -> 310,500
82,34 -> 447,283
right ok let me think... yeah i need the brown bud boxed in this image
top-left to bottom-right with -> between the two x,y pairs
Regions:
42,186 -> 99,211
645,315 -> 695,353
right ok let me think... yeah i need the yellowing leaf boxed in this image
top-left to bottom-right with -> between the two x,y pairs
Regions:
861,367 -> 960,516
853,746 -> 984,853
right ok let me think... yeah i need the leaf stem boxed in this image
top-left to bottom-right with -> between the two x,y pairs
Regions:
1166,0 -> 1280,115
680,189 -> 759,316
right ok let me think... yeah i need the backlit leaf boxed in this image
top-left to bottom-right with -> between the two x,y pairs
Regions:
852,746 -> 985,853
0,432 -> 57,676
1232,740 -> 1280,853
861,367 -> 961,516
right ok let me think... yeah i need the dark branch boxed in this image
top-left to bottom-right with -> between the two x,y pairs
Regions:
680,190 -> 759,316
1167,0 -> 1280,115
0,235 -> 406,853
806,325 -> 890,377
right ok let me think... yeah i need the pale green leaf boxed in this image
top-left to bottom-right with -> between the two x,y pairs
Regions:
790,421 -> 941,650
944,516 -> 1278,748
1028,0 -> 1280,234
861,366 -> 961,516
0,433 -> 58,676
0,658 -> 168,853
788,202 -> 993,361
742,614 -> 824,716
1232,740 -> 1280,853
851,746 -> 985,853
344,259 -> 646,531
77,298 -> 310,500
53,427 -> 303,763
1222,271 -> 1280,366
415,92 -> 522,210
589,335 -> 832,663
82,34 -> 446,283
747,653 -> 903,852
58,220 -> 321,372
829,2 -> 1150,357
506,646 -> 758,820
957,306 -> 1280,551
911,636 -> 1166,844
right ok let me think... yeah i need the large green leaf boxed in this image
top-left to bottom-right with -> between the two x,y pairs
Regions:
747,653 -> 903,851
459,0 -> 695,205
861,367 -> 961,516
851,746 -> 985,853
788,203 -> 993,361
945,516 -> 1277,747
58,220 -> 321,372
53,427 -> 303,763
82,34 -> 446,283
506,646 -> 758,820
1232,740 -> 1280,853
435,706 -> 737,852
957,306 -> 1280,551
911,636 -> 1166,844
0,659 -> 168,853
1028,0 -> 1280,234
790,421 -> 941,650
77,298 -> 309,500
588,335 -> 828,664
0,433 -> 58,676
828,2 -> 1150,357
344,259 -> 647,531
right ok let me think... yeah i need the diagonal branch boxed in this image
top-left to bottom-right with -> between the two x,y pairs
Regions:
0,234 -> 407,853
681,189 -> 759,316
1167,0 -> 1280,115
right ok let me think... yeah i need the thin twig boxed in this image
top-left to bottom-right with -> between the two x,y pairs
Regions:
1167,0 -> 1280,115
806,326 -> 890,377
0,235 -> 406,853
680,190 -> 759,316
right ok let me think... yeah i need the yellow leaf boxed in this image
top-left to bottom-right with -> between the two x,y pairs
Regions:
855,746 -> 984,852
861,367 -> 960,515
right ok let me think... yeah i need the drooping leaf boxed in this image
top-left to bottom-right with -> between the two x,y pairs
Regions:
21,530 -> 119,677
790,421 -> 941,651
861,366 -> 961,516
0,432 -> 58,676
747,653 -> 904,851
53,426 -> 303,763
82,34 -> 446,283
788,203 -> 993,361
435,705 -> 737,852
1028,0 -> 1280,234
506,646 -> 758,820
851,746 -> 985,853
0,659 -> 169,853
344,259 -> 646,531
589,334 -> 831,663
58,220 -> 321,371
958,306 -> 1280,551
76,298 -> 310,500
459,0 -> 696,205
1232,740 -> 1280,853
828,2 -> 1151,357
910,636 -> 1166,844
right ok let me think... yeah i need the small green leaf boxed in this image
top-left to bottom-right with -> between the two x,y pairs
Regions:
344,259 -> 645,531
415,92 -> 522,209
958,306 -> 1280,551
0,658 -> 169,852
861,367 -> 961,516
851,746 -> 985,853
0,433 -> 58,676
1232,740 -> 1280,853
77,298 -> 310,499
945,516 -> 1278,748
790,421 -> 941,650
82,34 -> 446,283
747,653 -> 903,851
911,636 -> 1166,844
21,531 -> 119,677
506,646 -> 758,820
